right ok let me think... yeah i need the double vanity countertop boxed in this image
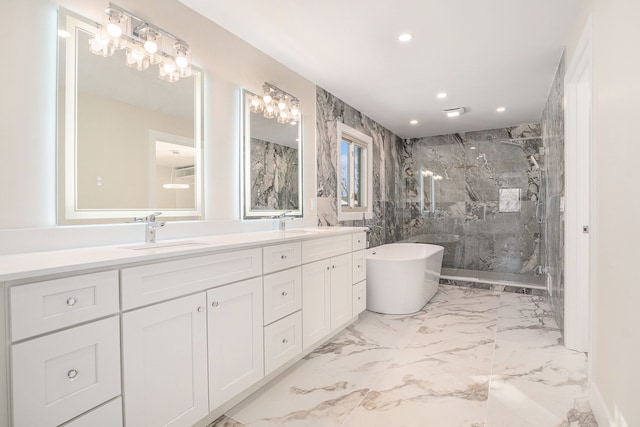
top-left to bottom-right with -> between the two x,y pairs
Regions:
0,227 -> 368,283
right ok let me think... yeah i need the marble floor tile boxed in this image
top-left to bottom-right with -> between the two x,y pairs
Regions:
213,285 -> 595,427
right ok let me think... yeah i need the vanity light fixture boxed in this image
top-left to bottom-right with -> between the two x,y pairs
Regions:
248,83 -> 301,125
89,3 -> 193,82
444,107 -> 466,118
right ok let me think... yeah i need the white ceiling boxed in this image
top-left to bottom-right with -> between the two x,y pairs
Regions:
178,0 -> 579,139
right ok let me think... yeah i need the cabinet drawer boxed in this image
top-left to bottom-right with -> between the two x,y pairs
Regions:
62,397 -> 122,427
352,232 -> 367,251
263,242 -> 301,274
121,248 -> 262,309
264,311 -> 302,375
10,270 -> 119,341
352,250 -> 366,284
11,317 -> 121,427
353,280 -> 367,316
302,234 -> 352,264
263,267 -> 302,325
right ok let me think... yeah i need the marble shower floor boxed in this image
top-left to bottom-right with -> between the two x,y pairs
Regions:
210,285 -> 597,427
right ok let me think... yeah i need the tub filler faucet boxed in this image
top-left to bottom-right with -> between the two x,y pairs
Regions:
135,212 -> 166,244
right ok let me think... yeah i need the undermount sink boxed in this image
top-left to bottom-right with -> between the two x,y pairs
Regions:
121,241 -> 210,251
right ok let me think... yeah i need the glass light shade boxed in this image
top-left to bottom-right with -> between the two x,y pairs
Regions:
89,33 -> 114,57
263,94 -> 272,104
106,22 -> 122,38
126,46 -> 149,70
159,60 -> 179,82
277,98 -> 287,110
249,96 -> 263,113
144,39 -> 158,54
290,105 -> 300,117
263,104 -> 277,119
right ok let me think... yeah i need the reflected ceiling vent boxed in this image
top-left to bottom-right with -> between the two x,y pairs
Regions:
443,107 -> 466,118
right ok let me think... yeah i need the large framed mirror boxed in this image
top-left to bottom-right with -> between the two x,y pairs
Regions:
57,9 -> 203,224
242,89 -> 303,219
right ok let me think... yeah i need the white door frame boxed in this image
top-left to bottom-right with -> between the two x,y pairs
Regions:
564,15 -> 593,353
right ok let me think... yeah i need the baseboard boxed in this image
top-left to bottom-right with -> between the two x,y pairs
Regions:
590,382 -> 615,426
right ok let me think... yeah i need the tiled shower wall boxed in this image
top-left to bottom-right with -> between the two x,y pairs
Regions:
397,126 -> 543,275
315,87 -> 400,247
540,52 -> 566,333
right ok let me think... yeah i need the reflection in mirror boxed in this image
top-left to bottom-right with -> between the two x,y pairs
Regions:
57,10 -> 203,223
242,90 -> 302,218
420,169 -> 443,215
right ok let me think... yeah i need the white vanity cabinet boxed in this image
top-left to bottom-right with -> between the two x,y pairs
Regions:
122,292 -> 209,427
207,277 -> 264,410
351,232 -> 367,317
301,235 -> 354,349
0,228 -> 367,427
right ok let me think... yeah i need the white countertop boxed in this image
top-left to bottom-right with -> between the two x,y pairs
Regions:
0,227 -> 367,283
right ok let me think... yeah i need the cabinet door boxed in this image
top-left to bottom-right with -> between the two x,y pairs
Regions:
302,259 -> 331,350
330,253 -> 353,331
208,278 -> 264,410
352,250 -> 366,284
122,293 -> 208,427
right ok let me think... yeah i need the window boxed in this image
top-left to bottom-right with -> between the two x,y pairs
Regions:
337,122 -> 373,220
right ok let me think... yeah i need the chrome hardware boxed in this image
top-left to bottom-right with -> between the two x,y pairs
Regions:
67,369 -> 79,380
357,264 -> 360,268
281,291 -> 288,297
357,296 -> 361,300
197,306 -> 204,312
583,225 -> 590,234
66,297 -> 78,307
326,266 -> 330,271
332,265 -> 335,269
282,338 -> 288,344
134,212 -> 166,244
281,254 -> 287,260
211,301 -> 219,307
272,210 -> 293,231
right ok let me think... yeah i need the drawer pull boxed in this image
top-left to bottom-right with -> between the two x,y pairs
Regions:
281,291 -> 288,297
282,338 -> 288,344
66,297 -> 78,307
211,301 -> 219,308
197,306 -> 205,312
326,266 -> 330,271
357,239 -> 361,243
357,296 -> 361,300
332,265 -> 336,269
281,255 -> 287,260
357,264 -> 361,268
67,369 -> 79,381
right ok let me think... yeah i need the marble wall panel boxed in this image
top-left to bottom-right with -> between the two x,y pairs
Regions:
541,52 -> 566,333
398,125 -> 542,275
316,87 -> 400,242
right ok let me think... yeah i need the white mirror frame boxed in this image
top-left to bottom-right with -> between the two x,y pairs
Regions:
59,11 -> 203,222
241,89 -> 303,219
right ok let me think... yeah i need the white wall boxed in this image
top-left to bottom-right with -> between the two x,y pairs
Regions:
566,1 -> 640,425
0,0 -> 317,254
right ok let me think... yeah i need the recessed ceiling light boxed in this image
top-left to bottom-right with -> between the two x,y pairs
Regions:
437,92 -> 447,99
496,107 -> 506,112
410,120 -> 418,125
398,33 -> 412,42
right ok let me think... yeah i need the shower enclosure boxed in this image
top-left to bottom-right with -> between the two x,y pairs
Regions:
397,125 -> 545,289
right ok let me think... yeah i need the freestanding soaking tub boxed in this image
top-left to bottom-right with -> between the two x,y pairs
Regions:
366,243 -> 444,314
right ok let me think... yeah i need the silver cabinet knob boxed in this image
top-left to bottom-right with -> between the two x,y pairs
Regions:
281,254 -> 287,260
197,306 -> 205,312
358,296 -> 361,300
357,264 -> 361,268
281,291 -> 288,297
212,301 -> 219,307
332,265 -> 336,269
326,266 -> 330,271
66,297 -> 78,307
282,338 -> 288,344
67,369 -> 79,380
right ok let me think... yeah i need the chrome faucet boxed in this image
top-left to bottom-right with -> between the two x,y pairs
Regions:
135,212 -> 166,243
273,211 -> 293,231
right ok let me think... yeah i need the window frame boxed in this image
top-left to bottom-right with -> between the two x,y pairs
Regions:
336,122 -> 373,221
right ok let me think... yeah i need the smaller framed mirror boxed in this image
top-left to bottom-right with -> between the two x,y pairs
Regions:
242,89 -> 303,219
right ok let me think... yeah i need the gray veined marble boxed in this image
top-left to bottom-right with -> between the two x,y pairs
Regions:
249,138 -> 299,210
210,286 -> 596,427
